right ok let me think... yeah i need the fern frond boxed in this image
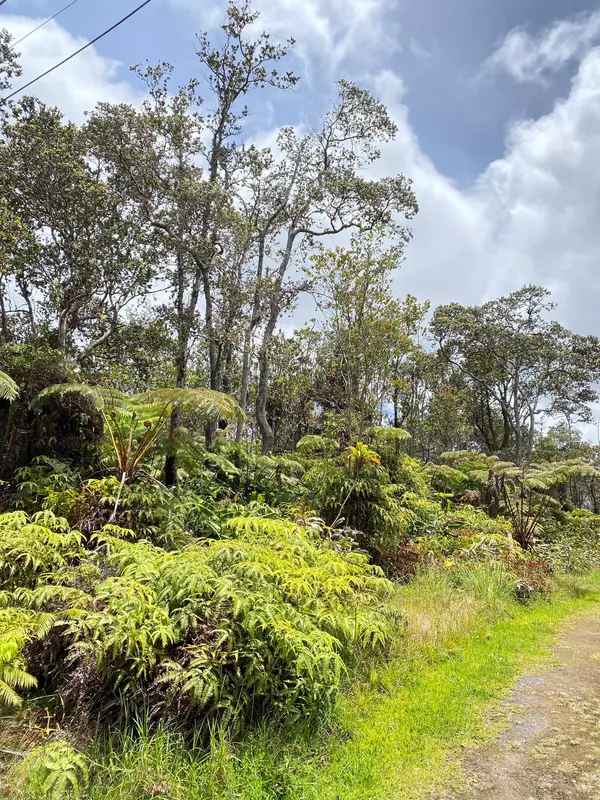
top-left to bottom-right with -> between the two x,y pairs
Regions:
366,425 -> 411,442
131,388 -> 244,422
32,383 -> 125,411
0,370 -> 19,402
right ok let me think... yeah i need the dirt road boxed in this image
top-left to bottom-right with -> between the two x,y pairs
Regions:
441,611 -> 600,799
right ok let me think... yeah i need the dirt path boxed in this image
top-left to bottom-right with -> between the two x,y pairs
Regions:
439,611 -> 600,800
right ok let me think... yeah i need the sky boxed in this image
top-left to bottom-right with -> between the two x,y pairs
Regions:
1,1 -> 600,349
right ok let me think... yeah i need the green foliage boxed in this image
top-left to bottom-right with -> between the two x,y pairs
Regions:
33,384 -> 243,482
536,509 -> 600,573
0,507 -> 390,726
304,444 -> 406,550
10,720 -> 321,800
296,435 -> 338,457
13,458 -> 220,546
0,607 -> 46,707
0,369 -> 19,401
13,457 -> 80,513
0,509 -> 84,590
204,440 -> 308,505
13,740 -> 89,799
48,476 -> 218,547
453,563 -> 516,613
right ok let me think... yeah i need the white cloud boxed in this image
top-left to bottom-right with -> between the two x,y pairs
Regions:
250,39 -> 600,344
367,71 -> 493,309
360,16 -> 600,345
363,52 -> 600,438
473,46 -> 600,324
362,44 -> 600,343
484,10 -> 600,83
0,14 -> 140,120
409,38 -> 434,60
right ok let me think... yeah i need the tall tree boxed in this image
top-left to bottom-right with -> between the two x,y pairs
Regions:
0,99 -> 156,356
0,28 -> 20,105
306,233 -> 424,442
432,286 -> 600,463
262,327 -> 321,451
247,83 -> 418,452
87,1 -> 298,479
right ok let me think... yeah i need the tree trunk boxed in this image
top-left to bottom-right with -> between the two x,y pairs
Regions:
236,330 -> 253,443
15,274 -> 37,341
255,229 -> 297,454
525,403 -> 536,463
590,477 -> 598,514
165,245 -> 187,486
256,312 -> 278,455
513,366 -> 522,464
57,307 -> 70,351
0,279 -> 9,343
164,405 -> 182,487
236,234 -> 267,443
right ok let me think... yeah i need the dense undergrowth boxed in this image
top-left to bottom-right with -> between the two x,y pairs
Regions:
5,568 -> 598,800
2,3 -> 600,795
1,382 -> 600,798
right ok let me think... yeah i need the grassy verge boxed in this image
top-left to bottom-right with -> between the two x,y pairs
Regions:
312,569 -> 600,799
8,568 -> 600,800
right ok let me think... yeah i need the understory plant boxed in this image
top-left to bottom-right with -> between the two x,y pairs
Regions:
0,508 -> 391,731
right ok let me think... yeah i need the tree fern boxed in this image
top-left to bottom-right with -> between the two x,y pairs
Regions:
33,383 -> 243,483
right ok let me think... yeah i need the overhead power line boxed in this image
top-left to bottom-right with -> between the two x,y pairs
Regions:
13,0 -> 80,47
4,0 -> 154,101
0,0 -> 11,7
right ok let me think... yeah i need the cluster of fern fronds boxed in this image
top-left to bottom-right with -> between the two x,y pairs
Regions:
0,506 -> 391,730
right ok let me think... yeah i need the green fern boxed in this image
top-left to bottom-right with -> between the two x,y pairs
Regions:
0,369 -> 19,402
33,383 -> 243,482
15,740 -> 89,799
0,607 -> 54,707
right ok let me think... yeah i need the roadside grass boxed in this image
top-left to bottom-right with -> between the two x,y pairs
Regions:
312,567 -> 600,800
7,567 -> 600,800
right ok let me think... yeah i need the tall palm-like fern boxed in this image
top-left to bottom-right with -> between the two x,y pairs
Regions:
33,384 -> 243,483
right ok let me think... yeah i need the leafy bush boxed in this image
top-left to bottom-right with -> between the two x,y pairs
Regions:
0,510 -> 84,590
535,509 -> 600,573
303,443 -> 405,550
13,457 -> 80,514
11,739 -> 89,800
15,466 -> 220,548
500,554 -> 552,597
0,509 -> 391,729
0,607 -> 51,707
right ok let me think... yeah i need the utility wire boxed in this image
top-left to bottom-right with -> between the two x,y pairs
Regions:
0,0 -> 11,7
4,0 -> 153,100
13,0 -> 80,47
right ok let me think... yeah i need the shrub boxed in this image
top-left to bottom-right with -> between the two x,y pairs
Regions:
535,510 -> 600,573
11,739 -> 89,800
0,510 -> 391,729
22,472 -> 220,549
0,510 -> 84,590
303,444 -> 406,550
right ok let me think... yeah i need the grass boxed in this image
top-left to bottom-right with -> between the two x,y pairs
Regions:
7,566 -> 600,800
311,567 -> 600,799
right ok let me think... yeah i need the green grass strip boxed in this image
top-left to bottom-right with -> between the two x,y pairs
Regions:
314,579 -> 600,799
